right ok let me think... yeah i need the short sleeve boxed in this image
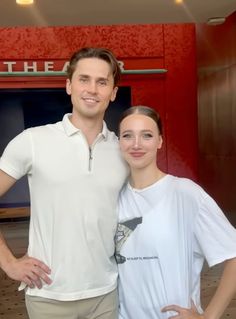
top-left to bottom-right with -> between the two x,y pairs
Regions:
194,192 -> 236,267
0,130 -> 33,179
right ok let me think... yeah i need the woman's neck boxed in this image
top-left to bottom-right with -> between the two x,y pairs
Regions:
129,166 -> 166,189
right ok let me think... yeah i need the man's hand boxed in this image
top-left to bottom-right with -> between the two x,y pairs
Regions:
5,254 -> 52,289
162,301 -> 204,319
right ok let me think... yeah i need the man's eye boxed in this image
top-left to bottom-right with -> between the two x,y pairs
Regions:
98,80 -> 107,86
79,78 -> 88,83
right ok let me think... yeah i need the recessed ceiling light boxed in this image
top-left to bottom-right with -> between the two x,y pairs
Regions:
175,0 -> 183,4
16,0 -> 34,5
207,17 -> 226,25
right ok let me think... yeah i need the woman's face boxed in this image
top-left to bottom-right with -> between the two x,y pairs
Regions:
119,113 -> 163,170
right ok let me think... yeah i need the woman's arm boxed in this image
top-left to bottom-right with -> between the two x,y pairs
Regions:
162,257 -> 236,319
204,257 -> 236,319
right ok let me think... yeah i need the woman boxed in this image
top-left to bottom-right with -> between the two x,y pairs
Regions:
116,106 -> 236,319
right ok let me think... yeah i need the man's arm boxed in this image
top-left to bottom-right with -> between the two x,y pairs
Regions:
0,168 -> 16,196
0,169 -> 52,288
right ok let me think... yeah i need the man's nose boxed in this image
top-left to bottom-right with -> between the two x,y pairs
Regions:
87,81 -> 97,93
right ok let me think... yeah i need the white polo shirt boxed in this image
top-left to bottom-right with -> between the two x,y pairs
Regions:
0,114 -> 128,301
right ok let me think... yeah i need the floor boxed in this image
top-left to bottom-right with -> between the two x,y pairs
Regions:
0,220 -> 235,318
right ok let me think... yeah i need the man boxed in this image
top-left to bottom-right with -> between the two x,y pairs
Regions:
0,47 -> 128,319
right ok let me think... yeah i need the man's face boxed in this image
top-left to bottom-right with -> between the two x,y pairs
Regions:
66,57 -> 118,121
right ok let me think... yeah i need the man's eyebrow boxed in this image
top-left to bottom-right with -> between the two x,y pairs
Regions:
78,74 -> 90,78
77,75 -> 109,81
97,76 -> 109,81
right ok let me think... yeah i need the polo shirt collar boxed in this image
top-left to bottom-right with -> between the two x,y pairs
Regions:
101,121 -> 109,140
62,113 -> 108,140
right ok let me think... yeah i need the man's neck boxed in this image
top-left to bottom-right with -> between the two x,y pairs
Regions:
70,113 -> 104,145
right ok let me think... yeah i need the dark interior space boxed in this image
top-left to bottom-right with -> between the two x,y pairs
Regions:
0,86 -> 131,209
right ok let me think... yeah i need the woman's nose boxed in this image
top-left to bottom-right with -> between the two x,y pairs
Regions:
132,136 -> 141,148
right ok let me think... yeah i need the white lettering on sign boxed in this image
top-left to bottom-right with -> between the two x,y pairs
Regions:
44,61 -> 54,72
3,61 -> 16,72
0,60 -> 125,73
62,61 -> 69,73
24,62 -> 37,72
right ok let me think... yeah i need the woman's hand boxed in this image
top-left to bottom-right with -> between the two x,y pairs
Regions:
162,301 -> 204,319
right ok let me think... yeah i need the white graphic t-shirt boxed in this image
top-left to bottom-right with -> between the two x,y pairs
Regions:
116,175 -> 236,319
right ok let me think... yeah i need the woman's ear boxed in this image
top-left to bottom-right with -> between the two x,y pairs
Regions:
157,135 -> 163,149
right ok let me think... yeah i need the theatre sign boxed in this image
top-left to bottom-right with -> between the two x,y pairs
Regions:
0,60 -> 125,74
0,59 -> 167,77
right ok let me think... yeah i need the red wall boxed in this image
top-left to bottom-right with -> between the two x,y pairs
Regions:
196,13 -> 236,223
0,24 -> 198,180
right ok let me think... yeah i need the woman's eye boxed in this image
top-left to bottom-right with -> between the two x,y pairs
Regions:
122,133 -> 133,139
143,133 -> 153,139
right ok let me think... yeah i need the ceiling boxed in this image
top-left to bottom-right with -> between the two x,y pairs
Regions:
0,0 -> 236,27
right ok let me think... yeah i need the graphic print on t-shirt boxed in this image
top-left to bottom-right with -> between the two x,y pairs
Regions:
115,217 -> 142,264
